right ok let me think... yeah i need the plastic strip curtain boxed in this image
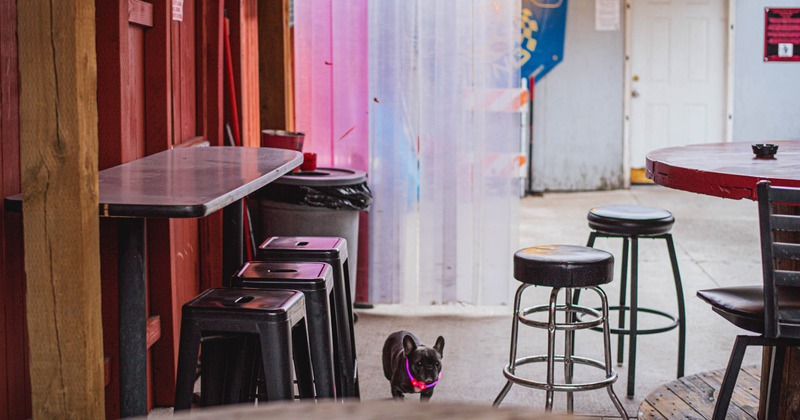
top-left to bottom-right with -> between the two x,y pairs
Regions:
369,0 -> 521,304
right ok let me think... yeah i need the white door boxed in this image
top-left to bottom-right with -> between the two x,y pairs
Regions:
628,0 -> 728,172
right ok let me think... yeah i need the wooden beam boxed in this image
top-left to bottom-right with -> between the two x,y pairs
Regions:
238,0 -> 260,146
258,0 -> 294,131
226,0 -> 261,147
16,0 -> 105,418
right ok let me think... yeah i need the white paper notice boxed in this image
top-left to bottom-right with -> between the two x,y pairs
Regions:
595,0 -> 620,31
172,0 -> 184,22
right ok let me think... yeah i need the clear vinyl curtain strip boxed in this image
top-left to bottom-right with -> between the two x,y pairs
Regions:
369,0 -> 521,305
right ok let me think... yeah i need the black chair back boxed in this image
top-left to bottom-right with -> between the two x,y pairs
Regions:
757,180 -> 800,338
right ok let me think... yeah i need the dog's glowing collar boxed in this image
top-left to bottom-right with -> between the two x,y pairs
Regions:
405,358 -> 442,391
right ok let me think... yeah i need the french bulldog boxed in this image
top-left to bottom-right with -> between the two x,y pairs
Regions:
381,330 -> 445,401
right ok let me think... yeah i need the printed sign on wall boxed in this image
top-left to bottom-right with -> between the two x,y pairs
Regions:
172,0 -> 184,22
764,8 -> 800,62
519,0 -> 568,80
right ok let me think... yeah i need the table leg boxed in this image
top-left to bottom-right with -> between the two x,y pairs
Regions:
222,199 -> 244,286
118,217 -> 147,417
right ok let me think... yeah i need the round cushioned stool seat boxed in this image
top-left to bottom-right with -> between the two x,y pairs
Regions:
588,205 -> 674,236
514,245 -> 614,288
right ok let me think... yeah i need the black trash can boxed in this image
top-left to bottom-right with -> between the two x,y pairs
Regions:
257,167 -> 372,299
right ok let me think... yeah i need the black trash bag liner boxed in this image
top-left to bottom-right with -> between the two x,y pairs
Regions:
260,182 -> 373,211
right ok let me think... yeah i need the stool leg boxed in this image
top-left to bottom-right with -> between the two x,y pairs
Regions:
304,291 -> 337,399
665,234 -> 686,378
493,283 -> 529,407
199,336 -> 232,406
291,318 -> 316,399
327,292 -> 344,399
564,288 -> 575,414
227,335 -> 259,404
627,236 -> 639,397
334,260 -> 359,398
586,231 -> 598,247
545,287 -> 560,412
617,236 -> 630,366
594,287 -> 628,419
258,321 -> 294,401
341,260 -> 361,398
175,320 -> 202,411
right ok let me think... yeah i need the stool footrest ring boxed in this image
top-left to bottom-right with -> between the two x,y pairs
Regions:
519,304 -> 604,331
579,305 -> 679,335
503,355 -> 618,392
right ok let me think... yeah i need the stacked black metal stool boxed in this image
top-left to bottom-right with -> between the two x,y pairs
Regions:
174,288 -> 315,410
493,245 -> 628,418
229,261 -> 338,399
582,204 -> 686,396
257,236 -> 360,398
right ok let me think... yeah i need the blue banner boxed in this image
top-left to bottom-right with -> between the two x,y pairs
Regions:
519,0 -> 568,80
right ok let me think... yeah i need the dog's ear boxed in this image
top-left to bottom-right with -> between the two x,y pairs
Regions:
403,334 -> 417,357
433,336 -> 445,356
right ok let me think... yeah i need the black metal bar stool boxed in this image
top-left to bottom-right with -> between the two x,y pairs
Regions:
257,236 -> 360,398
493,245 -> 628,418
174,288 -> 315,410
582,204 -> 686,397
230,261 -> 337,399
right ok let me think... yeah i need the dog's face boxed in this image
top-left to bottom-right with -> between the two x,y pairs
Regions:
404,335 -> 445,385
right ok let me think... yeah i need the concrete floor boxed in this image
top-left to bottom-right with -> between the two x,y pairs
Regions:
352,185 -> 764,418
152,185 -> 764,418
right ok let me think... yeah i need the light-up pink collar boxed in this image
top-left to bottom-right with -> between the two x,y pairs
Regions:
405,358 -> 442,391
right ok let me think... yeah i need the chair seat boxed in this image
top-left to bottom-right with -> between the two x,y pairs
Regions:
696,285 -> 800,335
514,245 -> 614,288
588,205 -> 674,236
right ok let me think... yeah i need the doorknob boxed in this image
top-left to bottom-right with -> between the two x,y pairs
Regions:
631,89 -> 640,98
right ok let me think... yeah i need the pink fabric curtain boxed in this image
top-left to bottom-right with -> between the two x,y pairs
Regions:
293,0 -> 369,172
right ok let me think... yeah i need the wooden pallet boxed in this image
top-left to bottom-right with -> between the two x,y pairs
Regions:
639,366 -> 760,419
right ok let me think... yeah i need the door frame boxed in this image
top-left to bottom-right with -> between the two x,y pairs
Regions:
622,0 -> 736,187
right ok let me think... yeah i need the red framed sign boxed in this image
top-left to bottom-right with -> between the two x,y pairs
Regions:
764,8 -> 800,62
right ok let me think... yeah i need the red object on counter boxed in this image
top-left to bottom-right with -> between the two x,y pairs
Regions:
300,153 -> 317,172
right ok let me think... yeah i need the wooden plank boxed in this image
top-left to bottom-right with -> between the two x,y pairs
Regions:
146,316 -> 161,349
238,0 -> 260,146
178,0 -> 196,144
258,0 -> 293,131
662,376 -> 716,418
196,0 -> 224,147
0,0 -> 28,417
196,0 -> 225,297
143,0 -> 173,407
639,368 -> 761,419
94,7 -> 128,411
144,0 -> 172,155
638,400 -> 665,420
128,0 -> 153,27
16,0 -> 105,417
98,219 -> 120,418
104,357 -> 111,387
643,383 -> 707,419
696,369 -> 759,418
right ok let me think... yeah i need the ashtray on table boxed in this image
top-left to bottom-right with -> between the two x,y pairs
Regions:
752,143 -> 778,159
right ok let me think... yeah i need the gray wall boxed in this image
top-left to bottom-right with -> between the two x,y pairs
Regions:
531,0 -> 625,192
732,0 -> 800,142
532,0 -> 799,192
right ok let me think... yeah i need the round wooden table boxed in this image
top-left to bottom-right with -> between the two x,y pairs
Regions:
646,140 -> 800,418
646,140 -> 800,200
